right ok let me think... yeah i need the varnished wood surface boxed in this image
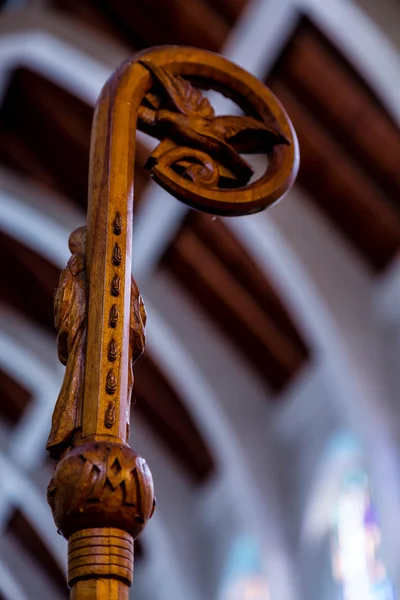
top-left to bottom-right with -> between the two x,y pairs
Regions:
46,228 -> 87,459
71,579 -> 129,600
83,45 -> 298,445
44,46 -> 297,598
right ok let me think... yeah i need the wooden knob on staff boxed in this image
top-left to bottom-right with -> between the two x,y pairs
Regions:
47,441 -> 155,589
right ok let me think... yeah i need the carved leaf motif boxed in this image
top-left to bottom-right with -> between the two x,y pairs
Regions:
112,243 -> 122,266
113,212 -> 122,235
111,274 -> 121,297
106,370 -> 117,395
105,402 -> 116,428
108,338 -> 118,362
109,304 -> 119,328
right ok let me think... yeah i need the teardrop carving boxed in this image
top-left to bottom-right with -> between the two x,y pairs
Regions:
113,212 -> 122,235
105,401 -> 116,428
111,274 -> 121,297
106,369 -> 117,395
109,304 -> 119,328
108,338 -> 118,361
112,243 -> 122,266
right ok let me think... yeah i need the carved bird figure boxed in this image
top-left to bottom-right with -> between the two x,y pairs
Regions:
138,60 -> 290,185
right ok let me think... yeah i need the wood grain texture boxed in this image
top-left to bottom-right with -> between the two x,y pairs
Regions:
47,441 -> 155,539
71,578 -> 129,600
68,529 -> 134,588
83,46 -> 298,445
46,46 -> 298,598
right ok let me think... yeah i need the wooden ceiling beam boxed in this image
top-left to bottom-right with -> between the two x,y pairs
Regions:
0,69 -> 149,209
7,506 -> 143,594
270,81 -> 400,269
134,357 -> 214,482
164,226 -> 305,391
275,26 -> 400,204
0,233 -> 58,333
0,371 -> 31,426
190,212 -> 308,356
110,0 -> 230,51
6,510 -> 67,596
0,69 -> 91,208
0,131 -> 66,198
203,0 -> 247,24
56,0 -> 230,52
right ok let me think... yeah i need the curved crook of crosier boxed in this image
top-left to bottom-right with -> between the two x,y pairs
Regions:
140,50 -> 299,217
83,47 -> 298,441
90,45 -> 299,223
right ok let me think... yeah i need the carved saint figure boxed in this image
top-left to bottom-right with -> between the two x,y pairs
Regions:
47,226 -> 87,459
138,60 -> 290,186
47,226 -> 146,458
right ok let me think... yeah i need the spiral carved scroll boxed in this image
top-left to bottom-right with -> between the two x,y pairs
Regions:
147,144 -> 221,188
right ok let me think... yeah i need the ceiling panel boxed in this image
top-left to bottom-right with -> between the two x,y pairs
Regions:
52,0 -> 247,52
268,19 -> 400,270
162,211 -> 308,393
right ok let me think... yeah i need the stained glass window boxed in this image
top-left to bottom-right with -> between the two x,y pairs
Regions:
331,469 -> 396,600
219,535 -> 269,600
221,576 -> 270,600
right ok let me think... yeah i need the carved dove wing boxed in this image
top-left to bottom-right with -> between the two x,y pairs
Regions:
139,59 -> 215,119
208,115 -> 290,153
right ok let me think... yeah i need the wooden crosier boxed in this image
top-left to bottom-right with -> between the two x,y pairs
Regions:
46,46 -> 299,599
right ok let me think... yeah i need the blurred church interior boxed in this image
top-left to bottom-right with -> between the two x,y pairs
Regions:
0,0 -> 400,598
